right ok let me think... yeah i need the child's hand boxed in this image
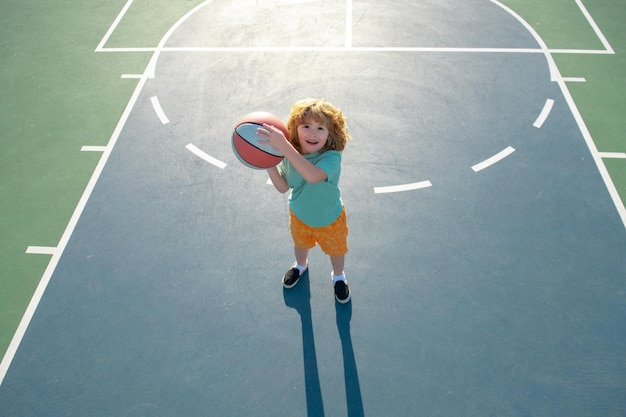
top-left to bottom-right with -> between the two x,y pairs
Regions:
257,123 -> 288,151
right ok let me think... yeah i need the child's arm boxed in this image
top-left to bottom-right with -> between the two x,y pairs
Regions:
267,166 -> 290,193
258,124 -> 327,184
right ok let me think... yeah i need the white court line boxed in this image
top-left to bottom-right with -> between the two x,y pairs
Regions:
145,0 -> 218,78
533,99 -> 555,128
472,146 -> 516,172
556,78 -> 626,227
0,60 -> 152,386
123,46 -> 606,54
25,246 -> 58,256
150,96 -> 170,124
95,0 -> 135,51
96,46 -> 616,54
575,0 -> 614,53
562,77 -> 586,83
345,0 -> 353,47
121,74 -> 143,79
599,152 -> 626,159
81,146 -> 107,152
186,143 -> 227,169
99,47 -> 157,53
374,180 -> 432,194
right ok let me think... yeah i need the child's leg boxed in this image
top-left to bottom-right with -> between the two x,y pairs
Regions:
295,247 -> 309,267
330,255 -> 345,278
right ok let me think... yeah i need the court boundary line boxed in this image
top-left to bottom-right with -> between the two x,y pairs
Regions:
0,64 -> 152,387
94,0 -> 614,58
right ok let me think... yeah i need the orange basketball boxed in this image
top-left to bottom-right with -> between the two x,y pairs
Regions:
232,112 -> 287,169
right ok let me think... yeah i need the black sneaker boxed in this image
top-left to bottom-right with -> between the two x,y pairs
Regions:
282,263 -> 307,289
334,279 -> 351,304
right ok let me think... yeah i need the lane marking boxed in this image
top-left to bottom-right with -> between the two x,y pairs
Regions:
599,152 -> 626,159
186,143 -> 227,169
374,180 -> 432,194
150,96 -> 170,124
25,246 -> 58,256
563,77 -> 586,83
533,98 -> 554,128
472,146 -> 516,172
81,146 -> 107,152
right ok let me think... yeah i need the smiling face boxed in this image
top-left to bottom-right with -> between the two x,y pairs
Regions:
286,98 -> 350,155
296,118 -> 330,155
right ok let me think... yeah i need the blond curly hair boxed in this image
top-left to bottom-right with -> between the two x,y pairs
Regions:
287,98 -> 351,153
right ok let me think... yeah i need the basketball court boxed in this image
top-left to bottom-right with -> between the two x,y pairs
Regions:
1,0 -> 625,416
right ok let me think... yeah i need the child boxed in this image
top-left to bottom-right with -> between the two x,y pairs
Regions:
258,98 -> 352,304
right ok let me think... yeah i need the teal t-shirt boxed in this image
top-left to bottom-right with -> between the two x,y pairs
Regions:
278,151 -> 343,227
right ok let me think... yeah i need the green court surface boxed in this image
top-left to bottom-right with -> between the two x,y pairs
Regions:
0,1 -> 624,415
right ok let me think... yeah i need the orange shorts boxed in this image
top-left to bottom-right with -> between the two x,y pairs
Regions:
289,207 -> 349,257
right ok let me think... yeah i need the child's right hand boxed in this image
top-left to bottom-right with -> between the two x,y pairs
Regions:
257,123 -> 288,152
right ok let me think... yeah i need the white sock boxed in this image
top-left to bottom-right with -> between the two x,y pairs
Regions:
332,272 -> 345,283
296,262 -> 308,274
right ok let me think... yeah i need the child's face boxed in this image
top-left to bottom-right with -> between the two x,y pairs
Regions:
296,118 -> 330,155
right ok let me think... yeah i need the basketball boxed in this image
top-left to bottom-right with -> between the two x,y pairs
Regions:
232,112 -> 287,169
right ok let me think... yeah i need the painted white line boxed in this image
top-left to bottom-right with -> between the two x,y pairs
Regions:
599,152 -> 626,159
557,80 -> 626,227
186,143 -> 227,169
25,246 -> 58,255
152,46 -> 568,54
490,0 -> 561,81
576,0 -> 614,54
345,0 -> 353,48
533,99 -> 555,128
81,145 -> 107,152
96,46 -> 615,55
0,58 -> 152,387
95,0 -> 135,51
374,180 -> 432,194
562,77 -> 586,83
547,48 -> 613,55
121,74 -> 142,79
98,47 -> 158,53
145,0 -> 218,78
472,146 -> 516,172
150,96 -> 170,124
